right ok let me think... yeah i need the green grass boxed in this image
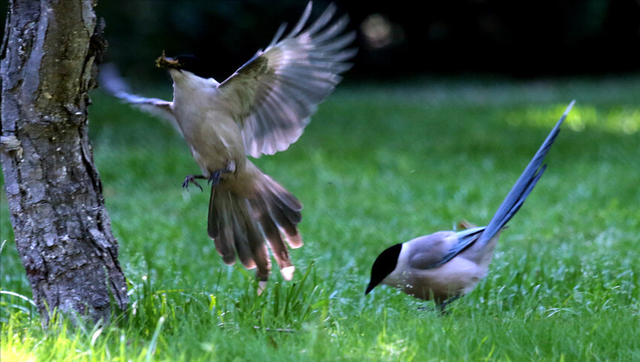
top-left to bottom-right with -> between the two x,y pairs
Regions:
2,76 -> 640,361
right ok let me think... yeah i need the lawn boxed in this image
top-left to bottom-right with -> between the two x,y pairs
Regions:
2,76 -> 640,361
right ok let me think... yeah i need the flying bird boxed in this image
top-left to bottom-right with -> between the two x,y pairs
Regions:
101,2 -> 356,292
365,102 -> 575,312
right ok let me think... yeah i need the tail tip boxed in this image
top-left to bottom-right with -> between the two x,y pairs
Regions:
281,266 -> 295,281
564,100 -> 576,116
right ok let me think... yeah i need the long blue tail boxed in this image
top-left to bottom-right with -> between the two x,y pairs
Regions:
478,101 -> 575,246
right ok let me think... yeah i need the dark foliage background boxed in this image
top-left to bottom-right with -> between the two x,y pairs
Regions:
2,0 -> 640,82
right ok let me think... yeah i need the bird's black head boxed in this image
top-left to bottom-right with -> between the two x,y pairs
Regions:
156,52 -> 214,78
365,243 -> 403,295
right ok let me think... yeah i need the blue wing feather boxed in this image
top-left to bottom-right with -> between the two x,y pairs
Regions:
426,101 -> 574,269
478,101 -> 574,246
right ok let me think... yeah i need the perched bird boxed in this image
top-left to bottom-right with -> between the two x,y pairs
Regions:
365,102 -> 575,312
101,2 -> 355,291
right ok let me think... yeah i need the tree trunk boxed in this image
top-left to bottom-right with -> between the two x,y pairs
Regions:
0,0 -> 128,326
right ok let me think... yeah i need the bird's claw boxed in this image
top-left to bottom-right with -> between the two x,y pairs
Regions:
183,162 -> 235,189
182,174 -> 206,191
208,170 -> 222,186
207,162 -> 236,186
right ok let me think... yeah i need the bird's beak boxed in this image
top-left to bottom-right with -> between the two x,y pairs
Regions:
365,281 -> 376,295
156,51 -> 181,69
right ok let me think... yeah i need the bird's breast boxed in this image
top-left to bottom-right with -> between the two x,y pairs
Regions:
386,257 -> 486,302
173,96 -> 246,176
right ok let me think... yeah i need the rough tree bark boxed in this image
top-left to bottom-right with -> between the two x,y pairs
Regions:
0,0 -> 128,325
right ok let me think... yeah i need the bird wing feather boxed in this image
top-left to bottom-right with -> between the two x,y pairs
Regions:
216,2 -> 356,158
99,63 -> 180,134
477,101 -> 574,246
408,228 -> 487,270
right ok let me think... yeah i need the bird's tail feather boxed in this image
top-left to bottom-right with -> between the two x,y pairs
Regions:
207,171 -> 302,283
479,101 -> 574,245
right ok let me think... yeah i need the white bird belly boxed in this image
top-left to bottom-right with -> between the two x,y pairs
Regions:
385,257 -> 487,301
176,108 -> 245,177
170,70 -> 245,177
413,258 -> 486,298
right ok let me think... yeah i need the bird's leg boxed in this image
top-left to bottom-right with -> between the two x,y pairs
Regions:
226,160 -> 236,174
208,170 -> 223,187
182,174 -> 207,191
438,295 -> 461,315
207,161 -> 237,187
438,304 -> 451,316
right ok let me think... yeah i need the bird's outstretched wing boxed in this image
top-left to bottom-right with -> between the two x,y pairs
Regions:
216,2 -> 356,158
99,63 -> 180,133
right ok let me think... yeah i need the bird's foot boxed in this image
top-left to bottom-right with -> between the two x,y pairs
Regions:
182,174 -> 207,191
416,305 -> 448,315
208,170 -> 223,187
438,306 -> 452,316
208,161 -> 236,187
437,295 -> 461,315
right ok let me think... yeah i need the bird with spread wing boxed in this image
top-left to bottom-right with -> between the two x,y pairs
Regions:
100,2 -> 356,292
